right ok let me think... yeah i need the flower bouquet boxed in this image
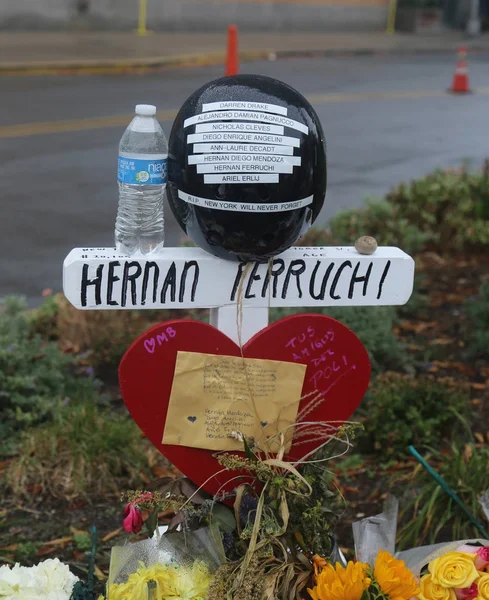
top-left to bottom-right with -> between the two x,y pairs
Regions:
400,540 -> 489,600
308,549 -> 419,600
0,557 -> 79,600
101,425 -> 358,600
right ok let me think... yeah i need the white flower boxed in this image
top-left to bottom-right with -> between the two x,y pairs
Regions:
0,558 -> 78,600
0,563 -> 22,596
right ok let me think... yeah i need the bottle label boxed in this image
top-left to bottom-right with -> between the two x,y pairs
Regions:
118,156 -> 168,185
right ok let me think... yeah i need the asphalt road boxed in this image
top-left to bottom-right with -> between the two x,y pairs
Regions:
1,54 -> 488,305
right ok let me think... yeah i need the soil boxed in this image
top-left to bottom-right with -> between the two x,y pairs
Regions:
1,252 -> 489,590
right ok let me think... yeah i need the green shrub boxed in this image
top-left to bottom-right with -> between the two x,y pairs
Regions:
6,402 -> 157,501
28,293 -> 61,340
357,372 -> 472,458
305,198 -> 429,255
0,297 -> 99,446
299,162 -> 489,255
386,164 -> 489,252
270,305 -> 408,375
465,281 -> 489,358
398,443 -> 489,548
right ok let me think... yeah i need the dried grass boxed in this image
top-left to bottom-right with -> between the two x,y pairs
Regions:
6,402 -> 171,502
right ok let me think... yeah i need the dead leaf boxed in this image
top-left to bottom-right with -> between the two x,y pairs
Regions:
421,252 -> 447,267
101,528 -> 122,543
428,361 -> 475,376
471,383 -> 487,391
24,484 -> 43,495
430,338 -> 453,346
399,320 -> 437,334
430,293 -> 467,306
44,536 -> 73,547
94,565 -> 106,581
0,544 -> 18,552
72,550 -> 85,561
0,460 -> 12,473
475,433 -> 485,444
407,344 -> 424,351
139,471 -> 150,484
70,526 -> 86,536
36,546 -> 57,557
16,505 -> 41,515
67,501 -> 87,511
151,464 -> 177,479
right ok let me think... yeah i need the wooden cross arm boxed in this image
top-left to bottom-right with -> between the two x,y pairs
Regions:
63,246 -> 414,343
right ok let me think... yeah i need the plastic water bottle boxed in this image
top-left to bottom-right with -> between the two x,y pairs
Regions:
115,104 -> 168,256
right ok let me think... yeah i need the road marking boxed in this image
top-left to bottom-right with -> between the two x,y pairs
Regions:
0,89 -> 488,140
307,88 -> 489,103
0,109 -> 178,140
214,0 -> 385,5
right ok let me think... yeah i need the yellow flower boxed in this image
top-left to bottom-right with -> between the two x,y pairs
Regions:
477,573 -> 489,600
308,560 -> 371,600
417,574 -> 457,600
374,550 -> 420,600
429,552 -> 479,589
106,561 -> 212,600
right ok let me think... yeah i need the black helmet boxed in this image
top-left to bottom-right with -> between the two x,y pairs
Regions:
167,74 -> 327,262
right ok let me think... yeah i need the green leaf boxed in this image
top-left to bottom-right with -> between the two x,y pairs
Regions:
243,437 -> 258,462
211,503 -> 237,532
145,509 -> 159,537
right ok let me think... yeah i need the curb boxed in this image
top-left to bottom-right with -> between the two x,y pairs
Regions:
0,49 -> 270,76
1,44 -> 489,76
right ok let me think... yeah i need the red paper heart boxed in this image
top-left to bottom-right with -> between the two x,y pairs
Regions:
119,314 -> 370,497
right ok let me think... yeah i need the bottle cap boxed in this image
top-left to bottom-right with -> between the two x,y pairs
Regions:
135,104 -> 157,116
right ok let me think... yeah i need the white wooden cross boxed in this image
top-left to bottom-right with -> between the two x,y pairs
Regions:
63,245 -> 414,344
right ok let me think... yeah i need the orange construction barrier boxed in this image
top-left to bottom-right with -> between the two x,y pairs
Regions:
451,46 -> 471,94
225,24 -> 239,76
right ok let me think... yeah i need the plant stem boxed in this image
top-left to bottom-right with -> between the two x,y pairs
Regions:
408,446 -> 489,539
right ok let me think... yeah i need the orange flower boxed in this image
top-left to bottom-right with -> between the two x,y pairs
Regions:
374,550 -> 420,600
308,560 -> 371,600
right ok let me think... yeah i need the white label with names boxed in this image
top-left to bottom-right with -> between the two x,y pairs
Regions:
192,144 -> 295,155
203,174 -> 279,184
195,122 -> 284,135
184,110 -> 309,134
202,101 -> 288,116
189,154 -> 301,166
187,132 -> 301,147
196,163 -> 294,174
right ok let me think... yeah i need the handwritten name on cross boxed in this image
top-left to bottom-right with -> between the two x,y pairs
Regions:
63,246 -> 415,343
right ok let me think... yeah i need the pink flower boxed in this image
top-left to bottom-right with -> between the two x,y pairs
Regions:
455,583 -> 478,600
122,503 -> 143,534
475,548 -> 489,570
456,545 -> 489,570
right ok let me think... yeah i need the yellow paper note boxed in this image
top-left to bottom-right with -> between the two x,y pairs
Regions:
162,351 -> 307,453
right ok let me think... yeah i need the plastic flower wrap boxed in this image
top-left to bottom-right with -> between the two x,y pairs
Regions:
352,494 -> 399,566
105,524 -> 225,600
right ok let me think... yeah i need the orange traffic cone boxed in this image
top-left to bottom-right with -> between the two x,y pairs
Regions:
225,24 -> 239,76
451,46 -> 471,93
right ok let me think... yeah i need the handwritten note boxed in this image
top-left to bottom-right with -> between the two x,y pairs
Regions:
162,351 -> 307,452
